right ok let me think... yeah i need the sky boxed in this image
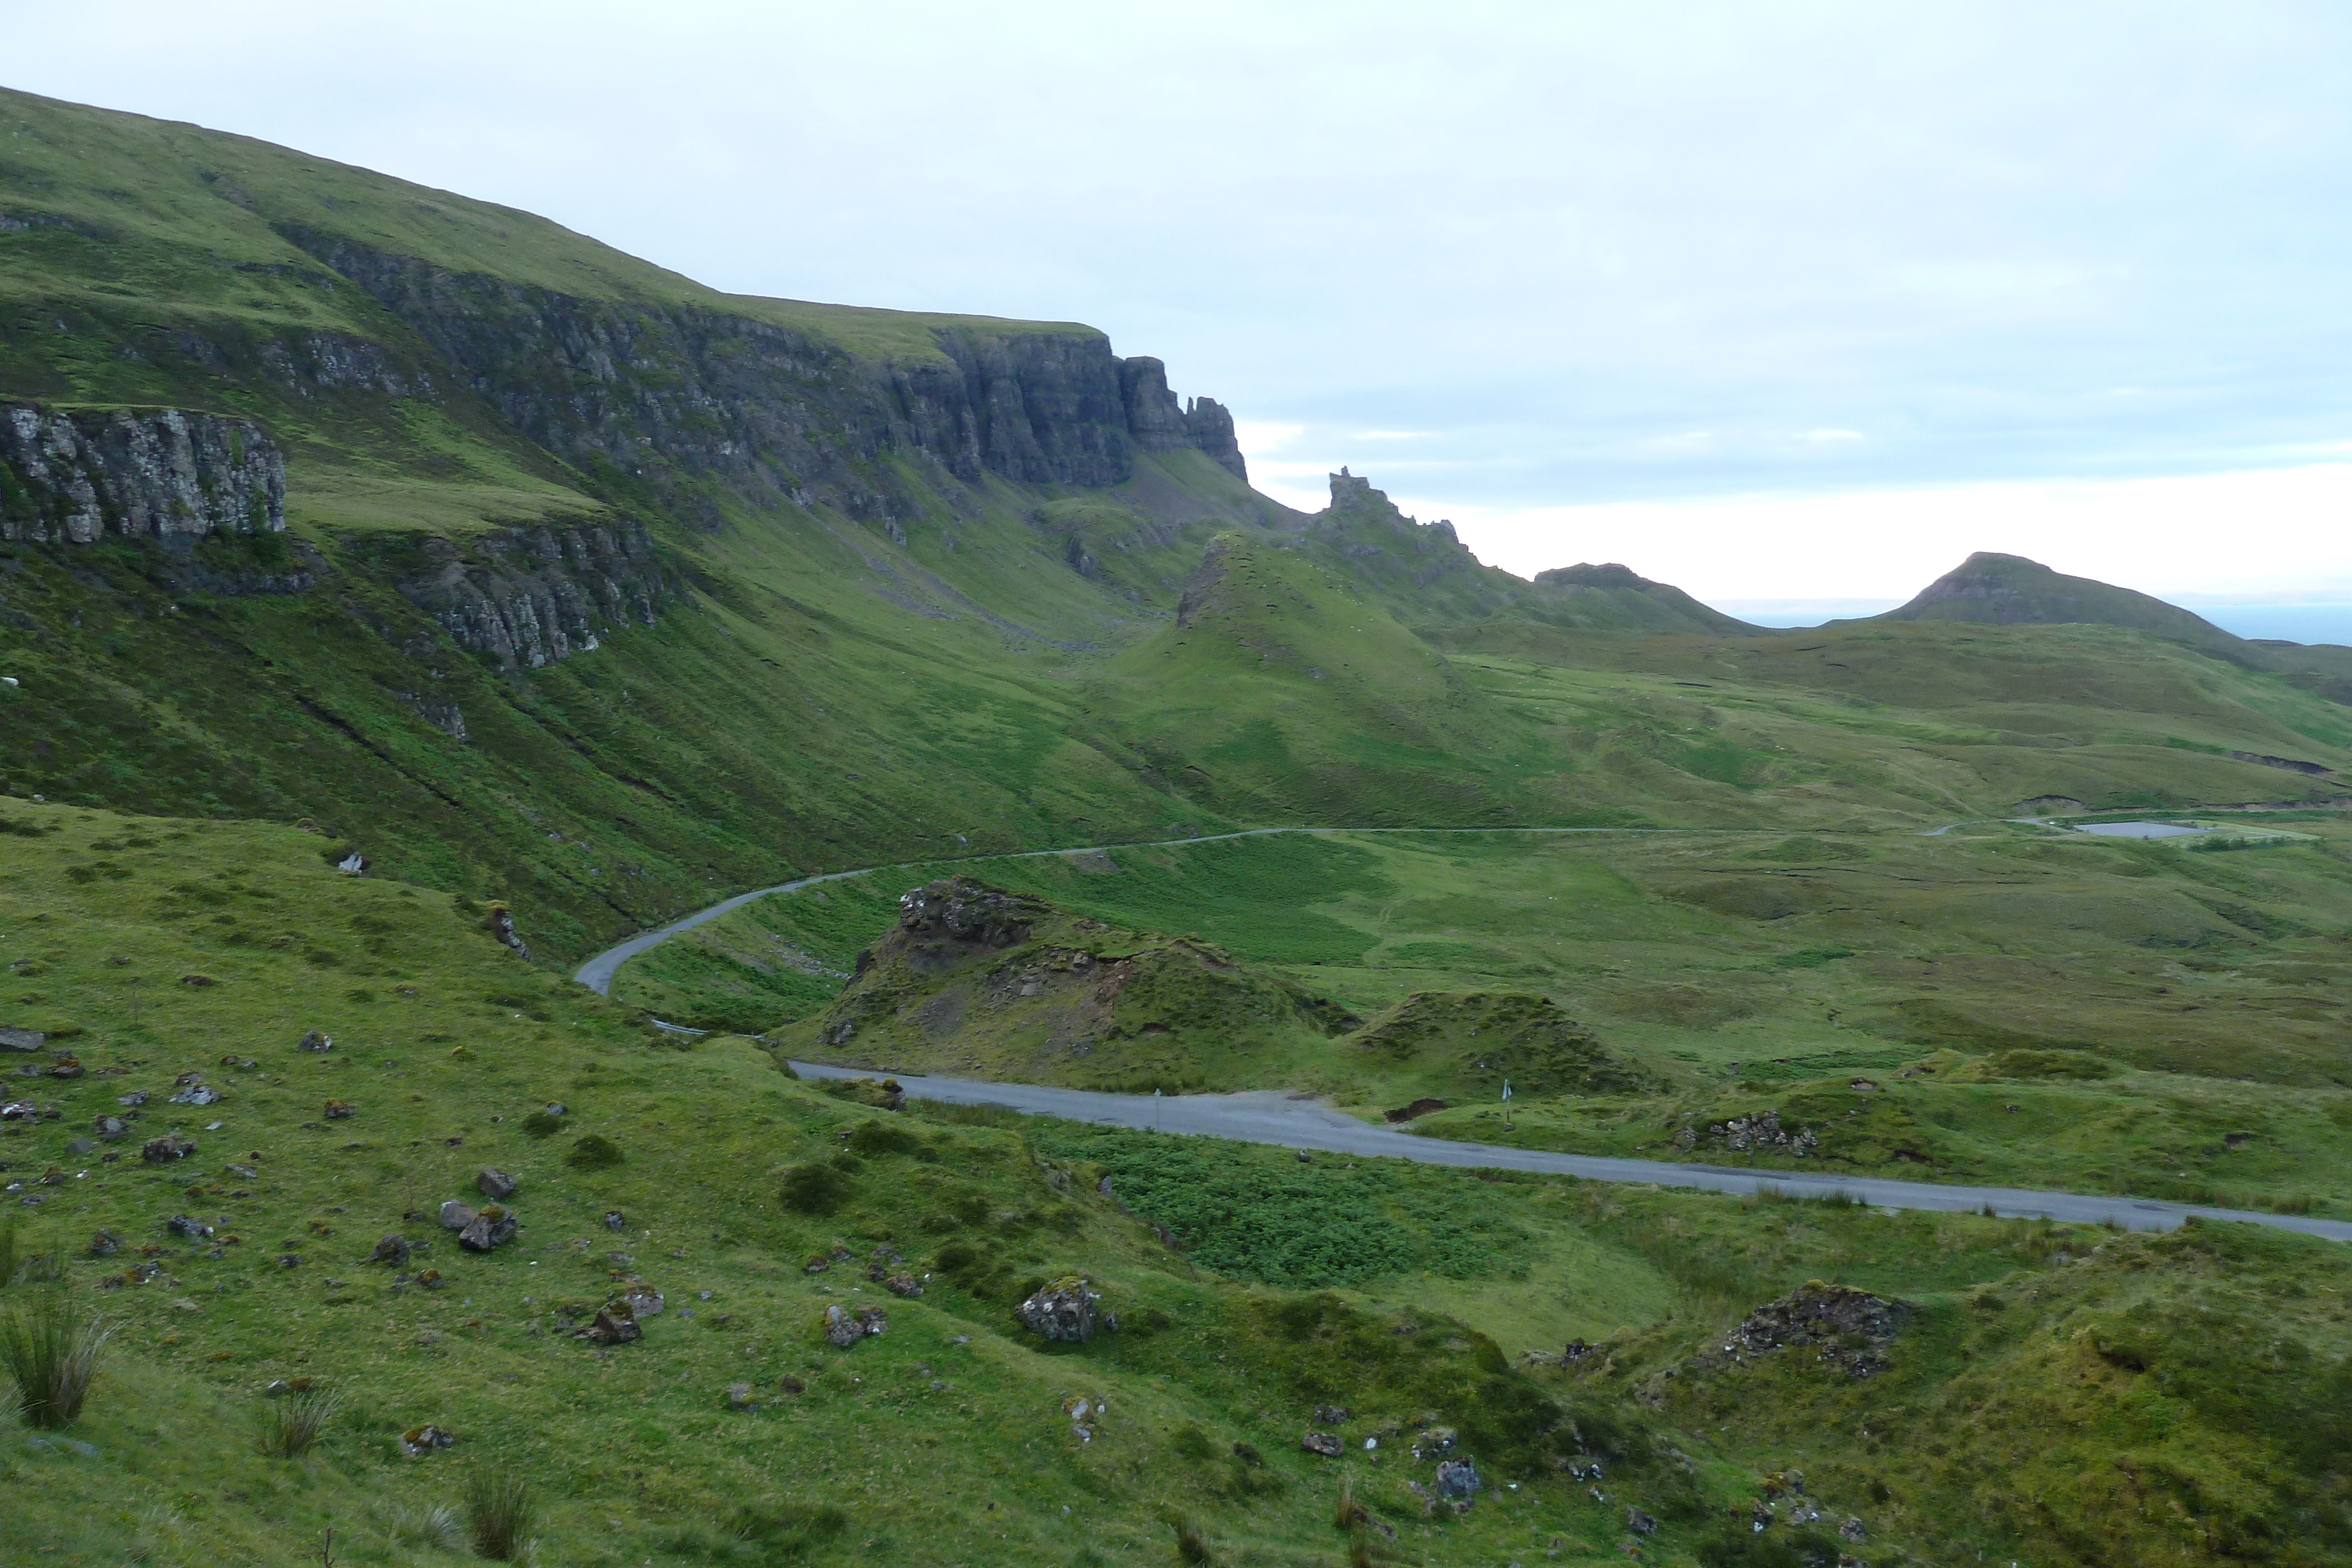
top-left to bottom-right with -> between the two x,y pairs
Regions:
9,1 -> 2352,624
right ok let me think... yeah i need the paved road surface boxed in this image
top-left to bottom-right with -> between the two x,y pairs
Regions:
572,825 -> 1703,995
788,1061 -> 2352,1243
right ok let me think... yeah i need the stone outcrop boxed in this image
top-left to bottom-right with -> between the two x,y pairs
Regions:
1701,1282 -> 1912,1378
275,232 -> 1244,519
1119,357 -> 1247,480
1,402 -> 285,544
395,519 -> 670,670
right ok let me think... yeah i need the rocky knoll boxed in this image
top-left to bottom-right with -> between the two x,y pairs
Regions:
1,402 -> 285,544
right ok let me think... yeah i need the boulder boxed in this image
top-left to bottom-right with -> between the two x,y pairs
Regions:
1411,1426 -> 1457,1461
164,1215 -> 213,1240
823,1303 -> 888,1348
584,1303 -> 641,1345
118,1089 -> 149,1108
458,1205 -> 517,1252
1434,1459 -> 1482,1503
399,1424 -> 457,1457
141,1134 -> 197,1162
367,1235 -> 413,1266
323,1099 -> 354,1120
0,1027 -> 44,1053
92,1115 -> 127,1141
169,1082 -> 223,1106
603,1208 -> 626,1231
884,1272 -> 924,1298
1627,1507 -> 1658,1536
619,1285 -> 664,1319
88,1229 -> 121,1258
298,1031 -> 333,1052
46,1057 -> 83,1079
438,1200 -> 478,1231
1016,1276 -> 1102,1343
724,1382 -> 758,1412
1314,1404 -> 1351,1425
1301,1430 -> 1342,1457
476,1168 -> 519,1201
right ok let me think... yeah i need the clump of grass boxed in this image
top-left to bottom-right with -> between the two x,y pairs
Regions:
566,1134 -> 624,1171
1332,1476 -> 1361,1531
0,1218 -> 17,1286
0,1299 -> 109,1428
256,1382 -> 342,1457
387,1503 -> 465,1552
465,1469 -> 536,1561
1168,1513 -> 1215,1565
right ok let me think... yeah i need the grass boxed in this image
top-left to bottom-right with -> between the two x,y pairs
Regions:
465,1469 -> 536,1561
256,1382 -> 342,1458
0,1296 -> 109,1428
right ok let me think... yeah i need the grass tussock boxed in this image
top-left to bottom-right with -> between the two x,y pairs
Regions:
0,1300 -> 109,1429
255,1382 -> 342,1457
386,1503 -> 465,1553
465,1469 -> 536,1561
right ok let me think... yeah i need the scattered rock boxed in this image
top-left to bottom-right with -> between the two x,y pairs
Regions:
278,1253 -> 302,1269
165,1215 -> 213,1240
603,1208 -> 626,1231
323,1099 -> 354,1120
367,1235 -> 413,1266
169,1082 -> 223,1107
438,1200 -> 478,1231
92,1115 -> 127,1142
1840,1517 -> 1867,1542
487,904 -> 528,959
298,1031 -> 333,1052
1705,1109 -> 1819,1156
584,1303 -> 642,1345
0,1027 -> 45,1053
1314,1404 -> 1351,1425
1627,1507 -> 1658,1536
399,1424 -> 457,1457
1704,1282 -> 1912,1378
179,974 -> 216,988
724,1382 -> 758,1412
1301,1430 -> 1342,1457
1435,1459 -> 1482,1503
118,1090 -> 149,1108
1016,1276 -> 1101,1343
619,1285 -> 664,1319
65,1136 -> 93,1156
167,1297 -> 202,1315
88,1229 -> 121,1258
1384,1098 -> 1448,1123
46,1056 -> 83,1079
458,1205 -> 517,1252
883,1273 -> 924,1298
1411,1427 -> 1457,1461
142,1134 -> 197,1162
476,1168 -> 518,1201
777,1375 -> 806,1395
823,1303 -> 888,1348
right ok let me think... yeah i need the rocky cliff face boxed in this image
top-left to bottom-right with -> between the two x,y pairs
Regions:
0,402 -> 285,544
1312,468 -> 1475,587
1119,357 -> 1247,480
278,232 -> 1245,521
395,519 -> 672,670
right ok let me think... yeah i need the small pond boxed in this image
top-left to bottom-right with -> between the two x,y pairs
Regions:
2072,821 -> 2206,840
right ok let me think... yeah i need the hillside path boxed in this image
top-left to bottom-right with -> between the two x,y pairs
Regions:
788,1061 -> 2352,1243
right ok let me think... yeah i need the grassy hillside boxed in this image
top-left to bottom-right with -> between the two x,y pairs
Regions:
11,798 -> 2351,1566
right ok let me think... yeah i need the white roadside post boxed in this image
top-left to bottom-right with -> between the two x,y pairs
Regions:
1502,1077 -> 1513,1131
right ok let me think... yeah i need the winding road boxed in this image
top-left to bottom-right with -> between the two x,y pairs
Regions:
572,826 -> 2352,1246
790,1062 -> 2352,1242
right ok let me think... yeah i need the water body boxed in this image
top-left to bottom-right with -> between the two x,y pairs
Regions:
2073,821 -> 2206,839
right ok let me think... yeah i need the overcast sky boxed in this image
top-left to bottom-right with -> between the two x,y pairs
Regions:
11,2 -> 2352,610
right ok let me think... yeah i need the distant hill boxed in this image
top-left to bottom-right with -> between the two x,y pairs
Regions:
1873,551 -> 2246,654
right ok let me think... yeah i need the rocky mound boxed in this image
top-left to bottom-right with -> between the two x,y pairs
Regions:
1877,551 -> 2243,653
794,878 -> 1359,1088
1701,1282 -> 1912,1379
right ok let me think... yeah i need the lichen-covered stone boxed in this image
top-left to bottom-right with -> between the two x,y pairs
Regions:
1016,1276 -> 1101,1343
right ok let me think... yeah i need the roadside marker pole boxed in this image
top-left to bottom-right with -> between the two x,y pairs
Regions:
1502,1078 -> 1513,1131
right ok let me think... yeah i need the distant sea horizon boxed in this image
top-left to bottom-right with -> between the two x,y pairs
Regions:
1709,599 -> 2352,647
